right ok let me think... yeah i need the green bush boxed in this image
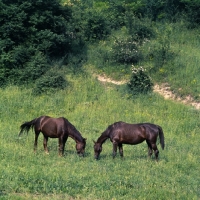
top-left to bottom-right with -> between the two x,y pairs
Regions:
127,66 -> 153,95
85,13 -> 111,41
131,23 -> 155,41
181,0 -> 200,27
125,16 -> 155,42
33,70 -> 67,95
0,0 -> 73,87
112,36 -> 142,64
149,24 -> 175,72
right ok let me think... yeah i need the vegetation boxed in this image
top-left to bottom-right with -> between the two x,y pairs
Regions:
128,66 -> 153,95
1,0 -> 200,98
0,75 -> 199,199
0,0 -> 200,199
0,0 -> 74,89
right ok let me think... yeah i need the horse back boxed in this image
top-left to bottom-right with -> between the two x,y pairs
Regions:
141,123 -> 160,134
39,116 -> 66,138
34,116 -> 50,130
140,123 -> 161,141
110,122 -> 146,144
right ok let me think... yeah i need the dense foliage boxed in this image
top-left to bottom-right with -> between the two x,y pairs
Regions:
0,0 -> 200,93
128,66 -> 153,95
0,0 -> 73,89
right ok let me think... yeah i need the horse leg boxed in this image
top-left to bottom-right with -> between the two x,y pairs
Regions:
61,137 -> 68,156
43,136 -> 49,154
146,140 -> 153,158
152,143 -> 159,161
112,141 -> 118,158
58,137 -> 66,156
118,143 -> 123,158
34,132 -> 40,152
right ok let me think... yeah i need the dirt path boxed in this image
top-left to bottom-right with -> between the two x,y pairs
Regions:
97,74 -> 200,110
97,75 -> 127,85
153,84 -> 200,109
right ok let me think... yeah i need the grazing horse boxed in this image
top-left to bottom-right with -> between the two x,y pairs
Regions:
93,122 -> 165,160
19,116 -> 86,156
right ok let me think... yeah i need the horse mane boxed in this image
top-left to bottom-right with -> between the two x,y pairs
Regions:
64,118 -> 84,142
97,121 -> 123,144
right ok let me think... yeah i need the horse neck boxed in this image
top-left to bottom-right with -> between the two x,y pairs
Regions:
67,123 -> 83,143
97,130 -> 109,145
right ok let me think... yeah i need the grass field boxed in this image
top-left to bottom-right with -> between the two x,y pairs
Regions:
0,74 -> 199,199
1,1 -> 200,199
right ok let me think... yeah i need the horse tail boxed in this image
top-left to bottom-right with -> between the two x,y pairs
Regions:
158,126 -> 165,150
18,118 -> 37,136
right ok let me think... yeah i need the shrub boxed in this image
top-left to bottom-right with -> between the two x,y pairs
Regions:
112,36 -> 142,64
32,70 -> 67,95
127,66 -> 153,95
85,13 -> 111,41
0,0 -> 73,87
149,24 -> 175,72
125,17 -> 155,42
18,51 -> 49,84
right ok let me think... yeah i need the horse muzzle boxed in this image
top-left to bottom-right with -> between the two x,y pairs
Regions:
94,155 -> 99,160
78,152 -> 85,157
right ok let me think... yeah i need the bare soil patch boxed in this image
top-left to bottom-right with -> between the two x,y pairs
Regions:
97,74 -> 200,110
97,75 -> 127,85
153,83 -> 200,109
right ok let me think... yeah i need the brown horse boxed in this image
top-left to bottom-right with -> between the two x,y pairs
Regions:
19,116 -> 86,156
93,122 -> 165,160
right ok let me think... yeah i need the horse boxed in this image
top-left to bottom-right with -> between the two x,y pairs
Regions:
19,116 -> 87,156
93,122 -> 165,160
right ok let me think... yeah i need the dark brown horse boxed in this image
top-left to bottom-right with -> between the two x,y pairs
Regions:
19,116 -> 86,156
93,122 -> 164,160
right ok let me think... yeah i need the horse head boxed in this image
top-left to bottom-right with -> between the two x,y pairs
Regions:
76,138 -> 87,156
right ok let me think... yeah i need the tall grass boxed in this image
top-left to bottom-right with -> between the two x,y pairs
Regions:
87,22 -> 200,101
141,22 -> 200,101
168,26 -> 200,99
0,74 -> 199,199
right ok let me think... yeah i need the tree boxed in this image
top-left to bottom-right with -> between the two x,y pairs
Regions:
0,0 -> 72,86
180,0 -> 200,27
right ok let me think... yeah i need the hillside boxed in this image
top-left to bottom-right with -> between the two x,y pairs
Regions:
1,0 -> 200,101
98,73 -> 200,110
0,1 -> 200,199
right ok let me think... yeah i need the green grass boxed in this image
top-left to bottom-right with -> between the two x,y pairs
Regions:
1,2 -> 200,199
87,22 -> 200,101
169,27 -> 200,99
142,23 -> 200,101
0,74 -> 199,199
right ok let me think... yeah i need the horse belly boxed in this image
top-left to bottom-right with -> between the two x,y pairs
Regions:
120,135 -> 145,145
42,130 -> 60,138
41,124 -> 61,138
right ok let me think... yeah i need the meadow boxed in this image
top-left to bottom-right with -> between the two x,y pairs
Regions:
0,72 -> 199,199
1,1 -> 200,199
